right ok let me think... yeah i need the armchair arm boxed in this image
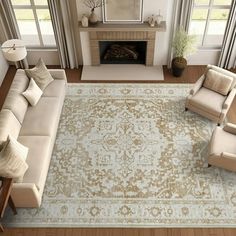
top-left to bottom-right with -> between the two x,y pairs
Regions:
221,152 -> 236,160
222,88 -> 236,109
223,123 -> 236,135
190,75 -> 205,95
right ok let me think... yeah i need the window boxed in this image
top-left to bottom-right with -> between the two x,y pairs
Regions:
189,0 -> 232,48
11,0 -> 56,47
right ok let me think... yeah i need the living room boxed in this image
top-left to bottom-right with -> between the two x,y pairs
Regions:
0,0 -> 236,235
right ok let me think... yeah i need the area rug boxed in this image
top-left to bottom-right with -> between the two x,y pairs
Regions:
81,65 -> 164,81
4,83 -> 236,227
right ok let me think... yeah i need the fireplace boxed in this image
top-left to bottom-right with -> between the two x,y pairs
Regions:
86,30 -> 158,66
99,41 -> 147,64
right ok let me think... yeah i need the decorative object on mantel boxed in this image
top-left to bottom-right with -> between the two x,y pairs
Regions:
83,0 -> 103,26
81,14 -> 89,27
156,10 -> 163,26
171,27 -> 197,77
148,15 -> 156,27
102,0 -> 143,24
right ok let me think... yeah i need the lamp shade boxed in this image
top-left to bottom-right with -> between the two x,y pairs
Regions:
2,39 -> 27,62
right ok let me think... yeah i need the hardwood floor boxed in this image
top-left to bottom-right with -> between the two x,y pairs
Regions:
2,228 -> 236,236
1,65 -> 236,235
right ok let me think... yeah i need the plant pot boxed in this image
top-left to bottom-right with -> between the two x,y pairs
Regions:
89,9 -> 98,26
171,57 -> 187,77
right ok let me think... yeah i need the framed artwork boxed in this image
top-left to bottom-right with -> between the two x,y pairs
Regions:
102,0 -> 143,24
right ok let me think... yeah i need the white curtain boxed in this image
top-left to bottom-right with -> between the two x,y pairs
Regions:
167,0 -> 194,68
218,0 -> 236,69
0,0 -> 28,68
48,0 -> 78,69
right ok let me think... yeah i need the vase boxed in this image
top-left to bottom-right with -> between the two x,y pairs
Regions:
89,9 -> 98,26
171,57 -> 187,77
156,10 -> 163,26
81,14 -> 88,27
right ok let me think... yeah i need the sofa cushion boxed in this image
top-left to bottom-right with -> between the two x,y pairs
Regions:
203,69 -> 233,95
22,78 -> 43,106
25,58 -> 54,91
2,70 -> 29,124
0,109 -> 21,144
19,97 -> 62,136
210,127 -> 236,155
42,79 -> 66,97
189,87 -> 225,117
17,136 -> 51,191
0,135 -> 28,182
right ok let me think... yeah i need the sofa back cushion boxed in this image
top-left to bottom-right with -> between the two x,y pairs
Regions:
0,109 -> 21,144
203,69 -> 233,96
2,70 -> 29,124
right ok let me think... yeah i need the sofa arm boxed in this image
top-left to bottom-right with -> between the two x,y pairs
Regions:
190,75 -> 205,95
48,69 -> 67,81
11,183 -> 41,208
223,123 -> 236,135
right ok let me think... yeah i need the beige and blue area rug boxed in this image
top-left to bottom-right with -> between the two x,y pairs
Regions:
4,83 -> 236,227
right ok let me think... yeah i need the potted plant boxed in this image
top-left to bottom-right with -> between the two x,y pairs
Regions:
83,0 -> 103,26
172,27 -> 197,77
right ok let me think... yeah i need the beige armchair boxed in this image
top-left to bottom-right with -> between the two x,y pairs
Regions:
208,123 -> 236,171
185,65 -> 236,125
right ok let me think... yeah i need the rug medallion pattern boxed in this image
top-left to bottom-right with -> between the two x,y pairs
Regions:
5,84 -> 236,227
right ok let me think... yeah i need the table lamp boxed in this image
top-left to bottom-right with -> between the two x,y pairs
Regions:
1,39 -> 27,67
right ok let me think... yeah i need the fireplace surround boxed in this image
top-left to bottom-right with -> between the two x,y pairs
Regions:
78,22 -> 166,66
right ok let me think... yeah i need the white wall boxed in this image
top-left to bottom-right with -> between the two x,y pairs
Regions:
0,48 -> 9,86
77,0 -> 220,66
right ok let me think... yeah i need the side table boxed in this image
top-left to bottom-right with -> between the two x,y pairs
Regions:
0,177 -> 17,232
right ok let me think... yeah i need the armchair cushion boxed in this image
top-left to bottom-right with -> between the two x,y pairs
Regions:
189,87 -> 225,117
203,69 -> 233,96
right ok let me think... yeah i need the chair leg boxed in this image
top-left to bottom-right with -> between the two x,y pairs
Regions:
207,164 -> 212,168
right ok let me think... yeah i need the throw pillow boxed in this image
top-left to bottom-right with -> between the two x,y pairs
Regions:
203,69 -> 233,96
0,135 -> 28,182
22,78 -> 43,106
25,58 -> 54,90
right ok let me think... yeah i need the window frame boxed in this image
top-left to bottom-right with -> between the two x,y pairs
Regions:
190,0 -> 232,49
12,0 -> 56,49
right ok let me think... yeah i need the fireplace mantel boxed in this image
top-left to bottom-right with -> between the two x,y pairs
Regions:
79,22 -> 166,66
78,21 -> 166,32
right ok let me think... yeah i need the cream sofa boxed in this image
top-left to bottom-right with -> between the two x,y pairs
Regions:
185,65 -> 236,125
0,69 -> 67,207
208,123 -> 236,172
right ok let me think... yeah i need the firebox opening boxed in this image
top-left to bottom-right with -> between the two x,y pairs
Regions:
99,41 -> 147,64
